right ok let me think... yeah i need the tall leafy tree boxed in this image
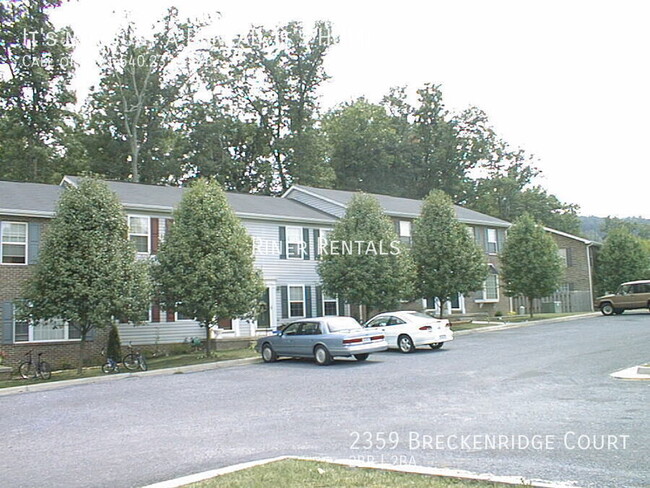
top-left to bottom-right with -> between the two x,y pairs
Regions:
0,0 -> 79,182
200,21 -> 336,193
84,7 -> 207,183
23,179 -> 152,373
595,227 -> 649,295
155,179 -> 264,356
411,190 -> 487,318
317,194 -> 414,320
501,214 -> 564,317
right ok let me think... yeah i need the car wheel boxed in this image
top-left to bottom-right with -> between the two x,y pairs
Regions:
354,353 -> 369,361
600,303 -> 614,316
614,309 -> 624,315
429,342 -> 444,350
314,345 -> 332,366
261,343 -> 277,363
398,335 -> 415,353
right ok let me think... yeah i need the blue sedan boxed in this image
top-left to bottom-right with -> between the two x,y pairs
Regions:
256,316 -> 388,365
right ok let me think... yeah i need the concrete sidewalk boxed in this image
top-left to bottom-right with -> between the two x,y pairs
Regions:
453,312 -> 599,336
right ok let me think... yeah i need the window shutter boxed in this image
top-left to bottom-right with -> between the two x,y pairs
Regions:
313,229 -> 321,259
279,286 -> 288,319
151,218 -> 159,254
566,247 -> 574,267
302,228 -> 310,260
315,286 -> 323,316
152,304 -> 161,323
338,296 -> 345,316
497,229 -> 506,253
2,302 -> 14,344
166,307 -> 175,322
27,222 -> 42,265
305,286 -> 312,317
279,227 -> 287,259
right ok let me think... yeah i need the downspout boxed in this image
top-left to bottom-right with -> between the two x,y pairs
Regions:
586,242 -> 595,311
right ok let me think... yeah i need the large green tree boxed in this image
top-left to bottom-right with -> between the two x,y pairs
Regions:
155,179 -> 264,356
23,179 -> 152,373
0,0 -> 79,183
411,190 -> 487,318
199,21 -> 336,193
501,214 -> 564,317
595,227 -> 649,295
83,8 -> 207,183
317,194 -> 414,320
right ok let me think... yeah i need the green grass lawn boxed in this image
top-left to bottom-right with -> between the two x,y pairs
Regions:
451,312 -> 587,331
183,459 -> 518,488
0,347 -> 258,389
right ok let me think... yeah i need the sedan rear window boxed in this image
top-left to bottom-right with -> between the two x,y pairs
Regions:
406,311 -> 435,319
326,317 -> 362,332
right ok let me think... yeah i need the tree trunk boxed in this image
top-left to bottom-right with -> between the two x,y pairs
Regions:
77,332 -> 86,375
438,297 -> 445,319
528,297 -> 534,318
204,321 -> 212,357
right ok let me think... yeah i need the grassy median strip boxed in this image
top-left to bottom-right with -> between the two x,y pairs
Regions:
183,459 -> 516,488
0,348 -> 258,389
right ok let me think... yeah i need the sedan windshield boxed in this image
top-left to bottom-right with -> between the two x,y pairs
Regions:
327,317 -> 362,332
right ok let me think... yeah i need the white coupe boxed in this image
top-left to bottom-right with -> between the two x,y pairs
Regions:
364,311 -> 453,353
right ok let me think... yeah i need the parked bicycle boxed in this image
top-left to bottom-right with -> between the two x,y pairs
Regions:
18,350 -> 52,380
122,343 -> 148,371
101,349 -> 120,374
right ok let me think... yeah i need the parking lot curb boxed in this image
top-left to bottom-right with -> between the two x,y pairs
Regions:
453,313 -> 599,336
0,356 -> 261,397
139,455 -> 580,488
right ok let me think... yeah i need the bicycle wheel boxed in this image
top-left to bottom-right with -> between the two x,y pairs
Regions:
19,362 -> 34,379
138,355 -> 148,371
122,353 -> 138,371
101,362 -> 113,374
38,361 -> 52,380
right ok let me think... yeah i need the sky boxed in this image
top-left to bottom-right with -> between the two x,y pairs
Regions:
50,0 -> 650,219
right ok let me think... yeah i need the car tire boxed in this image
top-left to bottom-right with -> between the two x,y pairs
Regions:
314,345 -> 332,366
429,342 -> 444,350
354,353 -> 369,361
614,309 -> 624,315
261,343 -> 277,363
600,303 -> 614,316
398,335 -> 415,353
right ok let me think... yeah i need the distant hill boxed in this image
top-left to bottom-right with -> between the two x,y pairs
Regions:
580,216 -> 650,241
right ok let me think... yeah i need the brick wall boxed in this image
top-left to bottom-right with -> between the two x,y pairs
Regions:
550,234 -> 593,294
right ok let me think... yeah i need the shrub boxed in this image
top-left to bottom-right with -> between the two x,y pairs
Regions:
106,324 -> 122,361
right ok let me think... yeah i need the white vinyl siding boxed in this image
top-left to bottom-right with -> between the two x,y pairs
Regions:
1,222 -> 27,264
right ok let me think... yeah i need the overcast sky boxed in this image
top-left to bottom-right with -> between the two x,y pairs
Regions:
52,0 -> 650,218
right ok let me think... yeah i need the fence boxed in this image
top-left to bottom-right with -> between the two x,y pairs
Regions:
511,291 -> 593,314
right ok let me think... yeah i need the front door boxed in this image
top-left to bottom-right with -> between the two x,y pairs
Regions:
257,288 -> 271,328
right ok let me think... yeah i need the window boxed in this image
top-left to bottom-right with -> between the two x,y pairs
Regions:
366,316 -> 389,327
128,216 -> 150,254
322,293 -> 338,316
487,228 -> 498,254
289,285 -> 305,317
286,226 -> 304,259
15,318 -> 81,343
398,220 -> 412,245
483,274 -> 499,301
386,316 -> 406,326
1,222 -> 27,264
317,229 -> 331,256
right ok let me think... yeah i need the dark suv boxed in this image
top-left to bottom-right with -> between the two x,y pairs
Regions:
594,280 -> 650,315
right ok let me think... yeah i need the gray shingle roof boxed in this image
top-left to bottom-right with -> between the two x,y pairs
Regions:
0,181 -> 63,216
289,185 -> 511,227
62,177 -> 335,223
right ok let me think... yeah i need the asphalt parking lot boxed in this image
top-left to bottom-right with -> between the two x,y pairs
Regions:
0,313 -> 648,488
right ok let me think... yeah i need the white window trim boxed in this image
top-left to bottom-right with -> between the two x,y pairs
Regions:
476,274 -> 500,303
128,215 -> 151,255
15,317 -> 81,343
487,228 -> 498,255
322,292 -> 339,316
285,226 -> 304,259
1,221 -> 28,266
289,284 -> 306,318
